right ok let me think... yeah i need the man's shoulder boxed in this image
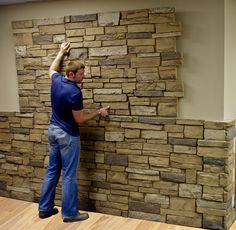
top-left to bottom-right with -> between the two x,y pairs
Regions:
51,71 -> 62,78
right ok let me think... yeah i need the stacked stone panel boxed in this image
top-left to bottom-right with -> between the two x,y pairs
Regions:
0,7 -> 235,230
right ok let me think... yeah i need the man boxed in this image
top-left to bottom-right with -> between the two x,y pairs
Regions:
38,42 -> 109,222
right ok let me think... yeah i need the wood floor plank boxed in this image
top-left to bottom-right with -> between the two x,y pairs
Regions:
0,197 -> 235,230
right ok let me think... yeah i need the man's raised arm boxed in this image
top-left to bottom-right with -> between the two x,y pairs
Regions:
49,42 -> 70,78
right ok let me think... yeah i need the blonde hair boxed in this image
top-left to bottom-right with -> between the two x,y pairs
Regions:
65,61 -> 85,76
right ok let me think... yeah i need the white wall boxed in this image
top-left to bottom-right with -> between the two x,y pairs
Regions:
0,0 -> 229,121
224,0 -> 236,121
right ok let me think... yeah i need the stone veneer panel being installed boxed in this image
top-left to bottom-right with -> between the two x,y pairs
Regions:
0,7 -> 235,230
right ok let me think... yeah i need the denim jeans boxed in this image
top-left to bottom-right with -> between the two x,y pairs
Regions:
39,124 -> 80,218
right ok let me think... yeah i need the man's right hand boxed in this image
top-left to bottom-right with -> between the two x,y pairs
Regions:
98,106 -> 110,118
60,42 -> 70,55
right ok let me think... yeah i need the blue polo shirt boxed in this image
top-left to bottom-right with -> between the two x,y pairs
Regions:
50,72 -> 83,136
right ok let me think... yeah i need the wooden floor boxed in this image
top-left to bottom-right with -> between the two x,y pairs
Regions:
0,197 -> 236,230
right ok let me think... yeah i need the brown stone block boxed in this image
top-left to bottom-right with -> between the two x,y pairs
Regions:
71,14 -> 97,22
169,137 -> 197,146
129,200 -> 160,214
105,154 -> 128,166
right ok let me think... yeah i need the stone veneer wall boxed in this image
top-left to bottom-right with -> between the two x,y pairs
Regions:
0,7 -> 235,230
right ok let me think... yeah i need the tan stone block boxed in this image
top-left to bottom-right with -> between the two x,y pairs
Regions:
128,39 -> 155,46
131,57 -> 160,68
1,163 -> 18,171
197,147 -> 228,158
128,173 -> 159,181
128,24 -> 155,33
156,37 -> 176,52
149,156 -> 169,167
141,130 -> 167,140
33,17 -> 64,26
15,46 -> 27,57
12,20 -> 33,29
34,167 -> 46,179
204,121 -> 226,129
14,33 -> 33,45
122,9 -> 148,19
149,13 -> 175,23
129,46 -> 154,54
86,27 -> 104,35
89,46 -> 127,56
130,192 -> 144,201
105,131 -> 124,142
184,125 -> 203,139
21,118 -> 33,128
34,112 -> 49,125
125,129 -> 140,138
131,106 -> 156,116
167,215 -> 202,228
105,26 -> 127,34
197,199 -> 226,211
186,169 -> 197,184
197,172 -> 219,186
158,103 -> 177,117
170,153 -> 202,170
128,155 -> 148,164
101,68 -> 124,78
107,171 -> 127,184
159,66 -> 177,80
94,94 -> 127,102
143,143 -> 172,153
0,143 -> 11,152
108,194 -> 128,204
204,129 -> 226,141
0,133 -> 13,142
98,12 -> 120,26
198,140 -> 230,148
179,184 -> 202,198
145,194 -> 169,205
103,40 -> 126,46
177,119 -> 204,125
170,197 -> 195,211
121,122 -> 162,131
39,25 -> 64,35
94,89 -> 122,95
136,82 -> 165,91
27,49 -> 47,57
136,72 -> 159,82
156,22 -> 181,33
89,192 -> 107,201
173,145 -> 196,154
66,29 -> 85,37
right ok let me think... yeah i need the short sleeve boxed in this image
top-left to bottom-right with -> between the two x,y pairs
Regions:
71,91 -> 83,111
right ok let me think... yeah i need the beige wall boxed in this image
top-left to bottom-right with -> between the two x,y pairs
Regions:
0,0 -> 228,120
224,0 -> 236,121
